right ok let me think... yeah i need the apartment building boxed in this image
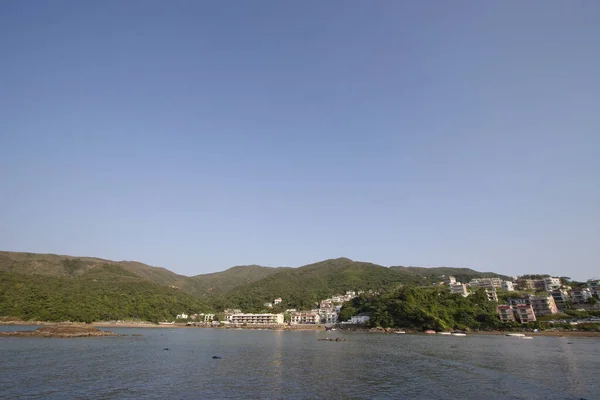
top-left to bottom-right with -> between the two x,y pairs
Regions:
497,305 -> 516,323
468,278 -> 503,289
501,281 -> 515,292
550,290 -> 569,307
450,283 -> 469,296
587,280 -> 600,296
571,288 -> 592,304
443,276 -> 457,285
290,312 -> 320,325
229,313 -> 284,325
544,277 -> 561,292
485,289 -> 498,302
515,304 -> 536,323
529,295 -> 558,316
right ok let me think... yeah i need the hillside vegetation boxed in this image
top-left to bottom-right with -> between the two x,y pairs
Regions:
0,270 -> 210,323
0,251 -> 511,321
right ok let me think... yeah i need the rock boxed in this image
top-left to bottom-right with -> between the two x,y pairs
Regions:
0,325 -> 123,338
318,337 -> 348,342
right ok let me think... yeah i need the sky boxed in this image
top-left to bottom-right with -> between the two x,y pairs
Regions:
1,1 -> 599,280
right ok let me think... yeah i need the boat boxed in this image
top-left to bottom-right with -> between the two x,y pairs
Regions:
505,333 -> 526,337
424,330 -> 436,334
451,332 -> 467,336
394,331 -> 406,334
437,332 -> 452,335
521,336 -> 533,340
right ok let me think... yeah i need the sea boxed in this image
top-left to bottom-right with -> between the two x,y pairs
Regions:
0,325 -> 597,399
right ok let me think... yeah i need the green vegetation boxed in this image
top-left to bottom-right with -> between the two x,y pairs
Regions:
340,286 -> 501,331
0,271 -> 210,323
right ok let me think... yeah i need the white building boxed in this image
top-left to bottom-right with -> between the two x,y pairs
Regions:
290,311 -> 321,325
450,283 -> 469,297
176,313 -> 189,320
501,281 -> 515,292
274,298 -> 282,305
443,276 -> 457,285
571,288 -> 592,303
264,302 -> 273,308
544,277 -> 561,292
550,289 -> 569,307
317,309 -> 338,324
349,314 -> 371,324
485,289 -> 498,302
229,313 -> 284,325
587,280 -> 600,296
468,278 -> 503,289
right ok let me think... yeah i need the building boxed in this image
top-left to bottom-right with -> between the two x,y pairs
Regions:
529,295 -> 558,316
290,311 -> 320,325
516,278 -> 536,291
571,288 -> 592,304
550,290 -> 570,308
544,277 -> 561,292
224,309 -> 242,314
468,278 -> 503,289
507,297 -> 531,308
191,313 -> 214,323
485,289 -> 498,302
320,300 -> 334,309
443,276 -> 457,285
515,304 -> 536,323
229,313 -> 284,325
349,313 -> 371,324
317,309 -> 338,324
587,280 -> 600,297
176,313 -> 189,319
497,305 -> 516,323
450,283 -> 469,296
274,298 -> 282,305
501,281 -> 515,292
264,302 -> 273,308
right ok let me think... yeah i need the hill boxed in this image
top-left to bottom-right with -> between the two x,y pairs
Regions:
0,271 -> 210,323
390,266 -> 511,284
0,251 -> 513,318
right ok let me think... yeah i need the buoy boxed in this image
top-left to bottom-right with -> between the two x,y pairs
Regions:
163,348 -> 169,351
212,356 -> 221,359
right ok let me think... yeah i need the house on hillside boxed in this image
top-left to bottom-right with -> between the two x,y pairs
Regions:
349,313 -> 371,325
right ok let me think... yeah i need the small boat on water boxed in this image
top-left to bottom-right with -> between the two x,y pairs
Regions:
451,332 -> 467,336
521,336 -> 533,340
394,331 -> 406,334
424,330 -> 436,334
437,332 -> 452,335
505,333 -> 526,337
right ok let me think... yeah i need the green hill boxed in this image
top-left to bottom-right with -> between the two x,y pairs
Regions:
0,270 -> 210,323
0,251 -> 514,320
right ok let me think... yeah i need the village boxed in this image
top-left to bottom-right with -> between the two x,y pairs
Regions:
172,277 -> 600,328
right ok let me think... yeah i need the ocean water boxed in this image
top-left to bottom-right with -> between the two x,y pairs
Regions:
0,326 -> 597,399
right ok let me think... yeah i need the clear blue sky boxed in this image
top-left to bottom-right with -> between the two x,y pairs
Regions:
1,1 -> 598,280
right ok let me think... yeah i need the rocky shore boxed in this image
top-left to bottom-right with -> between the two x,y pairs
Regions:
0,325 -> 124,338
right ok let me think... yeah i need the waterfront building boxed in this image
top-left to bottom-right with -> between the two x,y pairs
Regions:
290,312 -> 320,325
529,295 -> 558,316
515,304 -> 536,323
497,305 -> 515,323
229,313 -> 284,325
349,313 -> 371,324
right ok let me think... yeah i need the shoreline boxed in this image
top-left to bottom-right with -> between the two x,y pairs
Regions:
1,320 -> 599,337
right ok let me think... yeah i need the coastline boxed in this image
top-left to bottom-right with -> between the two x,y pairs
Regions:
1,320 -> 599,337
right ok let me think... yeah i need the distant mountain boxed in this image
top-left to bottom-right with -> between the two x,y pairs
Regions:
189,265 -> 291,296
